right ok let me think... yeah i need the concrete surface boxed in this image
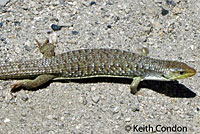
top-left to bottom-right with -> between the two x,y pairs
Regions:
0,0 -> 199,133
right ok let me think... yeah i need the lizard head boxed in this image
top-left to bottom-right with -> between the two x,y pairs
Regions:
162,61 -> 196,80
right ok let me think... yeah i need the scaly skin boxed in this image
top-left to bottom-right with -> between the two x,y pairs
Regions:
0,40 -> 196,94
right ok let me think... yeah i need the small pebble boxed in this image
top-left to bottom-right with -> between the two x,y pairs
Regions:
92,95 -> 100,103
0,37 -> 6,41
46,115 -> 53,120
14,21 -> 21,26
114,16 -> 120,22
4,118 -> 10,123
91,86 -> 96,91
138,36 -> 147,42
71,40 -> 76,44
58,124 -> 65,129
95,21 -> 100,25
132,107 -> 140,112
82,99 -> 87,105
21,110 -> 28,117
173,7 -> 182,15
22,7 -> 28,10
155,0 -> 162,3
125,117 -> 131,122
190,45 -> 195,50
21,94 -> 29,101
178,57 -> 183,60
90,1 -> 96,6
106,2 -> 113,5
47,31 -> 52,34
59,0 -> 67,5
0,0 -> 10,6
2,81 -> 8,87
51,24 -> 62,31
0,6 -> 7,13
142,26 -> 152,33
80,96 -> 87,105
19,118 -> 25,123
166,0 -> 176,6
72,30 -> 79,35
75,124 -> 81,129
24,45 -> 31,52
161,7 -> 169,16
113,106 -> 119,114
107,24 -> 112,28
119,100 -> 124,104
48,131 -> 56,134
49,32 -> 57,43
0,22 -> 3,28
50,18 -> 59,22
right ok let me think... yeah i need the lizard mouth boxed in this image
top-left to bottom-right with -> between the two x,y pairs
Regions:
163,67 -> 196,80
185,67 -> 196,77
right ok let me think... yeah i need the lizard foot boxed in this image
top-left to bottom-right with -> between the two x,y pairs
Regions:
10,81 -> 26,93
35,39 -> 55,57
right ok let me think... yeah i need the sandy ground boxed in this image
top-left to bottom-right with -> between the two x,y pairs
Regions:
0,0 -> 199,133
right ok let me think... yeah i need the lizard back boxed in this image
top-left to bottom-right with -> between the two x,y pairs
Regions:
0,49 -> 150,79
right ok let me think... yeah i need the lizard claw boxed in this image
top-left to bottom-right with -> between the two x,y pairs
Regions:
10,82 -> 24,93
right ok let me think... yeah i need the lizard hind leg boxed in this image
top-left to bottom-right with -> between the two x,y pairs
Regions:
10,75 -> 55,93
35,39 -> 56,57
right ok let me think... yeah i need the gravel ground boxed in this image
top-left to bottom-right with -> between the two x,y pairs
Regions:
0,0 -> 199,133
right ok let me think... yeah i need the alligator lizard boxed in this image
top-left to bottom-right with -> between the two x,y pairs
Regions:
0,39 -> 196,94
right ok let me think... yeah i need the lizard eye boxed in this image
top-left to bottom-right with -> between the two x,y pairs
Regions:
179,71 -> 186,75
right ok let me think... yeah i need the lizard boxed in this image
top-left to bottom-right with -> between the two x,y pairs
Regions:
0,39 -> 196,94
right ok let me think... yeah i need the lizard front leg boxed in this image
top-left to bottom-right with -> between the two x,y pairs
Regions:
130,77 -> 143,94
11,75 -> 56,92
